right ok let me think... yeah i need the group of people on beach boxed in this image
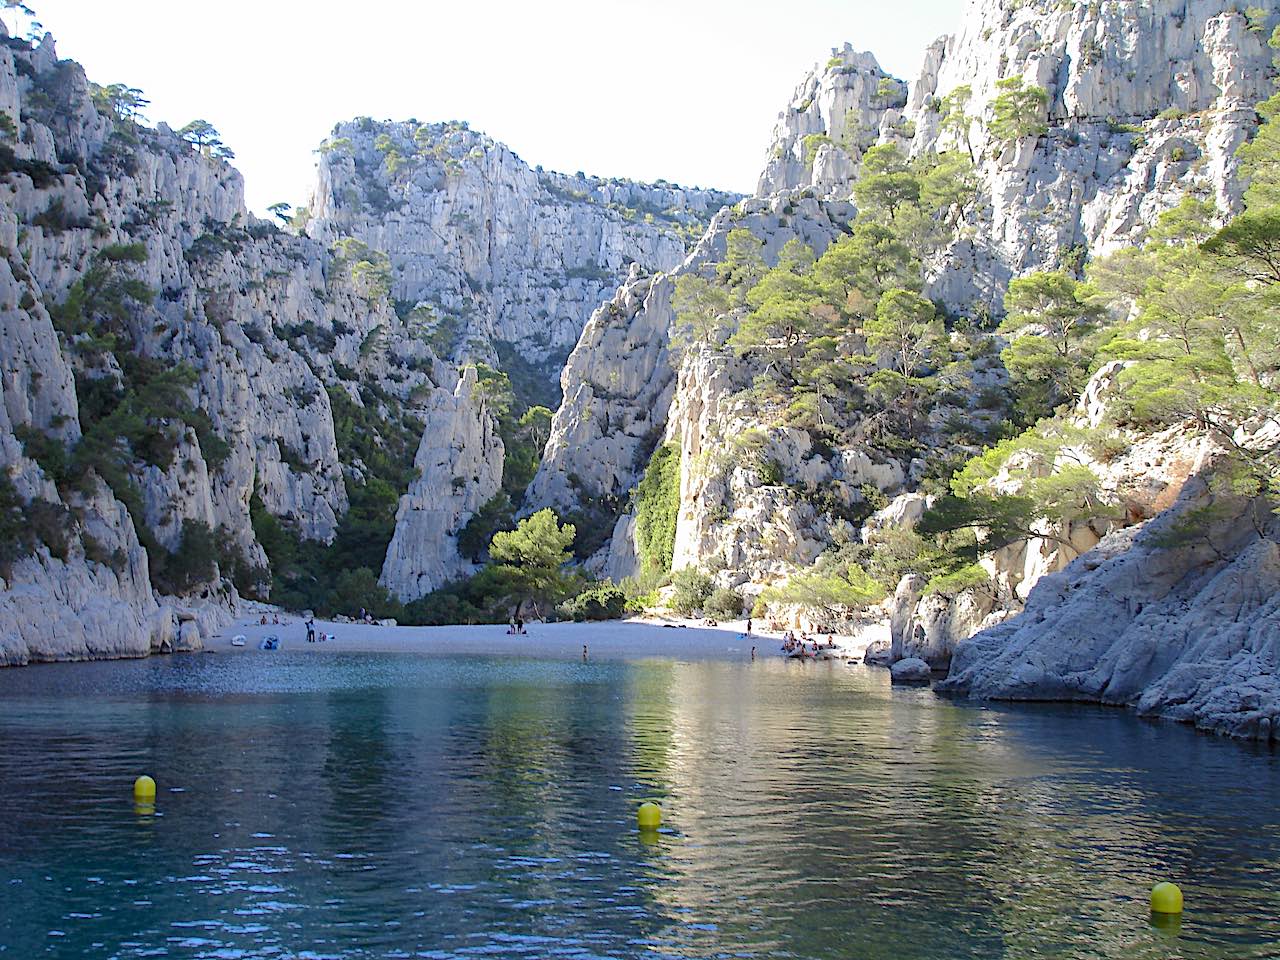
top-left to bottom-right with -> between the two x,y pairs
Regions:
506,616 -> 527,635
781,631 -> 837,657
305,618 -> 331,643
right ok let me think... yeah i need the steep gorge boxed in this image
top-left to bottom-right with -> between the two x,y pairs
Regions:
0,0 -> 1277,746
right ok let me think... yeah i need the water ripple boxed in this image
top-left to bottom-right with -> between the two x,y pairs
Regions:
0,653 -> 1277,958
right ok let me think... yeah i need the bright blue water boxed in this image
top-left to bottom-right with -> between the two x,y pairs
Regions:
0,650 -> 1278,959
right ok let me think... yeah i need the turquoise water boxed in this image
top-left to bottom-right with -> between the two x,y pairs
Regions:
0,650 -> 1278,959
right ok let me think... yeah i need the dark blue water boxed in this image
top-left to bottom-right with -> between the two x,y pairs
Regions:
0,650 -> 1278,959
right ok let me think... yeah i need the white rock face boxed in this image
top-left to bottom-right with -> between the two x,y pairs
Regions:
891,657 -> 933,683
885,363 -> 1219,670
308,119 -> 738,375
380,367 -> 504,601
908,0 -> 1276,313
537,0 -> 1276,595
939,479 -> 1280,741
666,347 -> 904,587
757,44 -> 909,197
526,196 -> 855,550
0,32 -> 451,662
756,2 -> 1276,314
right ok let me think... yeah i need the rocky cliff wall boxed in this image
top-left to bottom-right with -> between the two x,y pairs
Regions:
0,29 -> 458,661
380,366 -> 504,601
938,479 -> 1280,741
307,119 -> 738,384
532,0 -> 1277,588
759,0 -> 1277,312
523,196 -> 855,553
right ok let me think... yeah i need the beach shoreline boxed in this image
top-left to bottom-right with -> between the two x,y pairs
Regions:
213,613 -> 883,662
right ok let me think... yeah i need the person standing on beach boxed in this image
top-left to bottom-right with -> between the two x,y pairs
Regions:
306,618 -> 315,643
747,618 -> 752,634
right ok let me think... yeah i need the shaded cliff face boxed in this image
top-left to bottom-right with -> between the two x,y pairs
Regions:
380,367 -> 504,600
523,195 -> 856,563
303,123 -> 737,600
0,30 -> 456,661
307,118 -> 739,401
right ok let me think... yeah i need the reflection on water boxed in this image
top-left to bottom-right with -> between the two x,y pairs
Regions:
0,651 -> 1278,959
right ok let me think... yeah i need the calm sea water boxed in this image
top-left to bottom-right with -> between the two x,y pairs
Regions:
0,649 -> 1278,959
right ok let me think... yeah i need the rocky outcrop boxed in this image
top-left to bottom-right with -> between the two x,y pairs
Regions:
908,0 -> 1276,312
380,367 -> 504,601
885,363 -> 1218,671
525,196 -> 855,544
756,2 -> 1276,314
891,657 -> 933,684
666,347 -> 904,587
938,482 -> 1280,740
535,0 -> 1277,589
308,119 -> 738,378
757,45 -> 909,197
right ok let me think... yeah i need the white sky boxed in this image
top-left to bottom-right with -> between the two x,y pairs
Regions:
31,1 -> 962,216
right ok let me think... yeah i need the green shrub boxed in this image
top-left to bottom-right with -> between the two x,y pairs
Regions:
403,586 -> 490,626
756,566 -> 886,621
156,519 -> 218,595
924,563 -> 992,598
14,425 -> 72,486
27,497 -> 73,561
329,567 -> 404,620
757,457 -> 785,486
703,586 -> 743,620
802,133 -> 833,168
0,477 -> 36,574
457,493 -> 515,563
669,567 -> 713,616
558,581 -> 627,621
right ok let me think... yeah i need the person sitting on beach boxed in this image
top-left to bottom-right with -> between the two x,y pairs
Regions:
260,615 -> 268,626
827,635 -> 835,648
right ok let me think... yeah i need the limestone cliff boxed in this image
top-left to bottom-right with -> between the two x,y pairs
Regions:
0,29 -> 452,661
938,480 -> 1280,741
0,25 -> 738,652
516,0 -> 1280,743
307,118 -> 738,385
534,0 -> 1277,593
306,119 -> 736,599
524,196 -> 855,560
380,366 -> 503,600
763,0 -> 1276,312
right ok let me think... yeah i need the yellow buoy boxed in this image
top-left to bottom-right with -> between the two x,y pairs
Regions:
1150,881 -> 1183,914
133,775 -> 156,802
637,801 -> 662,831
